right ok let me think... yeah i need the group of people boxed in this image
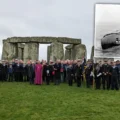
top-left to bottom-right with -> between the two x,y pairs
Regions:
0,58 -> 120,90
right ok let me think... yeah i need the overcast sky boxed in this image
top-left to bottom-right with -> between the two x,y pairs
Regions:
0,0 -> 120,60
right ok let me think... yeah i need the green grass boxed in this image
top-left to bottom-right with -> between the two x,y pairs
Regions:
0,82 -> 120,120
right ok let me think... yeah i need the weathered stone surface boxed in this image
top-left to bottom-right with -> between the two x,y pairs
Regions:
17,43 -> 24,60
17,43 -> 25,48
47,45 -> 52,62
71,44 -> 87,60
4,37 -> 81,44
90,46 -> 94,59
2,41 -> 17,60
65,44 -> 73,49
50,42 -> 64,61
18,48 -> 23,60
65,49 -> 71,60
23,43 -> 39,62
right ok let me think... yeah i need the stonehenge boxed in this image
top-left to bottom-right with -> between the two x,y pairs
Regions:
2,37 -> 86,62
65,44 -> 87,60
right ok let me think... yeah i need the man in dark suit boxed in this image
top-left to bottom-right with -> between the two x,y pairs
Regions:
54,60 -> 61,85
101,60 -> 111,90
2,60 -> 8,81
26,61 -> 34,84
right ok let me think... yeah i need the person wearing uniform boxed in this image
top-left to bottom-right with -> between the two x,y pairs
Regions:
85,60 -> 93,88
2,60 -> 8,81
94,63 -> 102,89
111,61 -> 119,90
45,63 -> 51,85
101,60 -> 111,90
67,61 -> 74,86
54,60 -> 61,85
75,59 -> 83,87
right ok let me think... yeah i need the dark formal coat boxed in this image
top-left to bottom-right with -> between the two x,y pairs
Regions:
54,63 -> 61,79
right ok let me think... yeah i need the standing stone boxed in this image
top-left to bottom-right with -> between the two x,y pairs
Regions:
47,45 -> 52,63
91,46 -> 94,60
50,42 -> 64,62
24,43 -> 39,62
17,43 -> 25,60
71,44 -> 87,60
2,40 -> 17,60
18,48 -> 23,60
64,45 -> 73,60
65,49 -> 71,60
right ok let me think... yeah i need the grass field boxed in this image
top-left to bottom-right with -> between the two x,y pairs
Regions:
0,82 -> 120,120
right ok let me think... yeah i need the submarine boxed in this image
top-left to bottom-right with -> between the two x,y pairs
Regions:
101,32 -> 120,49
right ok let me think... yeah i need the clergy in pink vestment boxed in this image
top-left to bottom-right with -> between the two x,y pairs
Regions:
34,61 -> 43,85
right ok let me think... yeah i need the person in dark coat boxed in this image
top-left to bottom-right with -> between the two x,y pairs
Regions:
85,60 -> 93,88
22,63 -> 27,82
49,61 -> 55,83
101,60 -> 111,90
42,62 -> 47,82
31,62 -> 35,83
75,59 -> 83,87
45,63 -> 51,85
0,61 -> 3,81
14,61 -> 21,82
67,61 -> 74,86
111,62 -> 119,90
73,60 -> 77,83
19,60 -> 24,82
60,61 -> 65,83
116,60 -> 120,87
26,61 -> 34,84
8,63 -> 14,82
54,60 -> 61,85
5,60 -> 9,81
94,63 -> 102,89
2,60 -> 8,81
81,57 -> 87,82
12,59 -> 16,81
63,60 -> 67,83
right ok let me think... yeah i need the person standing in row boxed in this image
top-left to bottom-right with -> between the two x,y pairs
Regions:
8,63 -> 13,82
111,62 -> 119,90
85,60 -> 93,88
102,60 -> 111,90
42,61 -> 47,82
49,61 -> 55,83
67,61 -> 74,86
34,60 -> 43,85
45,63 -> 51,85
73,60 -> 77,83
14,60 -> 21,82
0,61 -> 3,81
94,63 -> 102,89
2,60 -> 8,81
26,61 -> 34,84
116,60 -> 120,87
60,61 -> 64,83
75,60 -> 83,87
54,60 -> 61,85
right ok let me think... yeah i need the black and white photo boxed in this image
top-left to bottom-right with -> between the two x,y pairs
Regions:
94,4 -> 120,58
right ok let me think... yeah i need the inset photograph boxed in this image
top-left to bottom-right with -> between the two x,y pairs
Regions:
94,4 -> 120,58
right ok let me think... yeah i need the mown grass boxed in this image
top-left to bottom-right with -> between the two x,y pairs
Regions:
0,82 -> 120,120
